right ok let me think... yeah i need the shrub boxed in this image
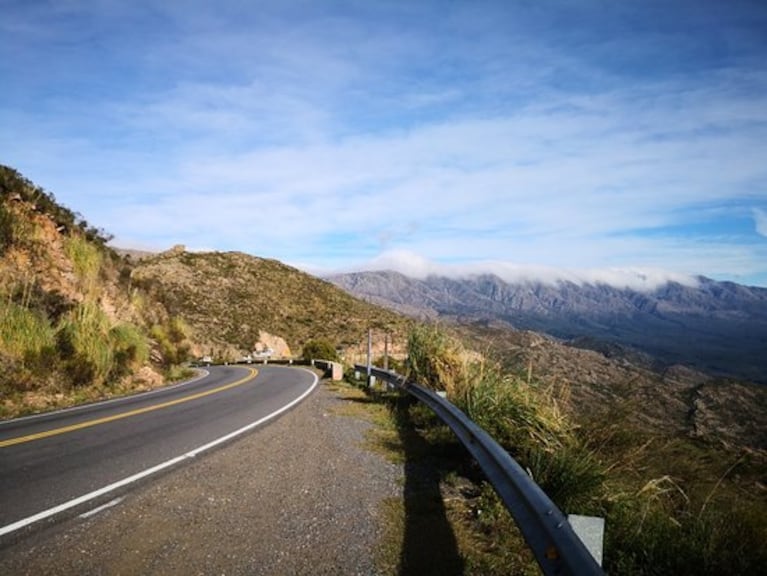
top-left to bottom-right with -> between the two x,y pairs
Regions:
302,338 -> 338,361
56,302 -> 113,387
374,354 -> 404,373
150,316 -> 191,367
0,201 -> 15,253
0,300 -> 56,361
109,323 -> 149,379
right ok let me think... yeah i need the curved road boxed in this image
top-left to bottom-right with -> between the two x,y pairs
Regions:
0,365 -> 317,538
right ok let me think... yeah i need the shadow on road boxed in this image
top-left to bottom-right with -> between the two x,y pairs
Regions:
391,396 -> 465,576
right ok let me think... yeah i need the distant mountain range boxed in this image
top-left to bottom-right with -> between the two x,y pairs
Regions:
328,271 -> 767,384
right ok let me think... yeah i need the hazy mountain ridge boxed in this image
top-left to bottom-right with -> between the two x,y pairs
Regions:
329,270 -> 767,384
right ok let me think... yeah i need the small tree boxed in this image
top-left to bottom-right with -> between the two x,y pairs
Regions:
301,338 -> 338,361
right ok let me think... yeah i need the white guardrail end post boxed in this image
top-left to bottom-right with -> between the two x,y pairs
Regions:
567,515 -> 605,567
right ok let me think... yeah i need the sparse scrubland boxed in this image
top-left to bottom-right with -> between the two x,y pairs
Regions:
0,166 -> 192,417
360,324 -> 767,575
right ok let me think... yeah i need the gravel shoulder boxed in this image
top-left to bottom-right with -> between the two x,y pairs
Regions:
0,376 -> 403,575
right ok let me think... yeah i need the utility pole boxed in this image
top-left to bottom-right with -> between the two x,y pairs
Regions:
367,328 -> 376,387
383,331 -> 389,371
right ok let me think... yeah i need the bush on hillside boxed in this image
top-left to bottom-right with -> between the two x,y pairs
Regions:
302,338 -> 338,361
150,316 -> 191,367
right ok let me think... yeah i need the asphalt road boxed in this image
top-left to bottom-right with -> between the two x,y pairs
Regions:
0,365 -> 317,538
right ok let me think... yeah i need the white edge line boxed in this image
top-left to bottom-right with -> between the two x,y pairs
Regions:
0,368 -> 319,537
0,369 -> 211,426
78,497 -> 124,519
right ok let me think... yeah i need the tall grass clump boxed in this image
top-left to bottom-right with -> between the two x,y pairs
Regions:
0,300 -> 56,361
407,324 -> 471,396
109,323 -> 149,378
604,478 -> 767,575
63,234 -> 102,294
150,316 -> 191,367
406,324 -> 605,512
56,302 -> 113,386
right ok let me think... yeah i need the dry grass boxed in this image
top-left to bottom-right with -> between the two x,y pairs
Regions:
131,250 -> 412,357
395,324 -> 767,575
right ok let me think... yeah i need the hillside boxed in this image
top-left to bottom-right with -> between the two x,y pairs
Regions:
131,248 -> 411,362
1,166 -> 413,417
453,322 -> 767,453
0,166 -> 180,417
329,270 -> 767,384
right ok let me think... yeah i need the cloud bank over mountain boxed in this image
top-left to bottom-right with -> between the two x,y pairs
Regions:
348,250 -> 700,292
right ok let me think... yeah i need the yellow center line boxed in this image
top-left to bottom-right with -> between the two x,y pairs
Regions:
0,368 -> 259,448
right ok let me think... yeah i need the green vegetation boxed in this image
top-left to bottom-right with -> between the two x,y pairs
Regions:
359,325 -> 767,575
150,316 -> 192,368
131,250 -> 411,357
0,299 -> 56,361
0,166 -> 188,418
0,165 -> 113,246
56,302 -> 114,386
64,234 -> 103,294
301,338 -> 338,361
109,323 -> 150,378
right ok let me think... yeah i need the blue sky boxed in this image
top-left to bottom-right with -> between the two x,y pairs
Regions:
2,0 -> 766,288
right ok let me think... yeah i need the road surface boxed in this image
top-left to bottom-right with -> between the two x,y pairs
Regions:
0,365 -> 317,538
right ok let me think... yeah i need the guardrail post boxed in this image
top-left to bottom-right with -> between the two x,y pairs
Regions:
568,515 -> 604,567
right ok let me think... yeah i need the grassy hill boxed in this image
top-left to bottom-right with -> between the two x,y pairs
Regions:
130,249 -> 412,361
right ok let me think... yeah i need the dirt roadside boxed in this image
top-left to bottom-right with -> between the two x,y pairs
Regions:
0,378 -> 402,575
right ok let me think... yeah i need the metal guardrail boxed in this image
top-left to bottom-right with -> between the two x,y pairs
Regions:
356,364 -> 604,576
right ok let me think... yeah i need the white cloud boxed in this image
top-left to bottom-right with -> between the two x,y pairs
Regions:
339,249 -> 700,291
754,208 -> 767,237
